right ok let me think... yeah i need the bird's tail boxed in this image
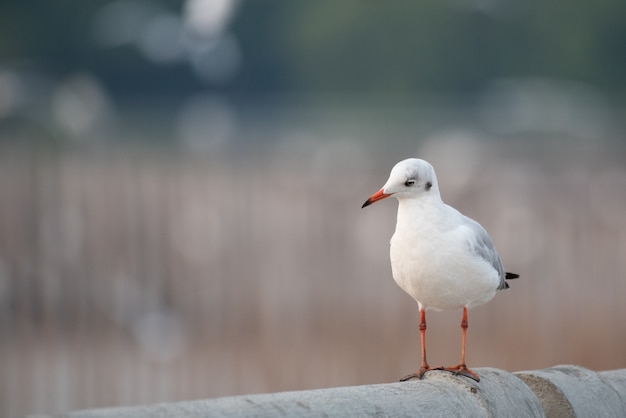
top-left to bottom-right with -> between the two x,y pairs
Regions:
500,272 -> 519,290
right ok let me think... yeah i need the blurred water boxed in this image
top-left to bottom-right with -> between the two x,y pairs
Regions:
1,131 -> 625,416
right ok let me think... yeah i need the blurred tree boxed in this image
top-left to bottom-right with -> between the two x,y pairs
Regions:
267,0 -> 626,99
0,0 -> 625,103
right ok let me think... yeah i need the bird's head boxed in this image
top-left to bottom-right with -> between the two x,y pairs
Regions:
362,158 -> 440,208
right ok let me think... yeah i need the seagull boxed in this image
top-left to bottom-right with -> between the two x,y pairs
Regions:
361,158 -> 518,382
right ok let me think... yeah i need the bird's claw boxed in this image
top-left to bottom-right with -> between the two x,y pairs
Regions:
399,365 -> 444,381
443,364 -> 480,382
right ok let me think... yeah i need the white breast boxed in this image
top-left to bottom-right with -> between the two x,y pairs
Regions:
390,203 -> 500,311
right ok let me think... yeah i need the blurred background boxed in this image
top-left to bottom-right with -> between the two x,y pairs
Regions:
2,0 -> 626,416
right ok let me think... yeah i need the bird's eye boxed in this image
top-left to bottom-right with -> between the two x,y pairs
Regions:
405,179 -> 416,187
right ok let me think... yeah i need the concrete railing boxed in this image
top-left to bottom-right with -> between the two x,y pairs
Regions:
36,365 -> 626,418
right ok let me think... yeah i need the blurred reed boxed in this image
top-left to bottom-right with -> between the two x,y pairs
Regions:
1,141 -> 625,416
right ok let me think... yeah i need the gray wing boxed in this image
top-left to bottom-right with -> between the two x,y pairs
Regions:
464,217 -> 509,290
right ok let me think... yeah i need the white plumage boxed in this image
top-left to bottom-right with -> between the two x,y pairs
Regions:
362,158 -> 518,381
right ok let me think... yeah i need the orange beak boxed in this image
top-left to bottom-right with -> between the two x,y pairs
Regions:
362,189 -> 392,208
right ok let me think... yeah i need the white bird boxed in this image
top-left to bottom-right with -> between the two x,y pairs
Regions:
362,158 -> 518,382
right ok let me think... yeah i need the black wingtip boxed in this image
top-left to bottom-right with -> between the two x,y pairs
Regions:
505,272 -> 520,280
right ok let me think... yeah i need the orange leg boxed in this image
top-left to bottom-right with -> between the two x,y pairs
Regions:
400,308 -> 443,381
444,307 -> 480,381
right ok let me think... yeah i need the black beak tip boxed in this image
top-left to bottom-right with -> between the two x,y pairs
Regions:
361,199 -> 371,209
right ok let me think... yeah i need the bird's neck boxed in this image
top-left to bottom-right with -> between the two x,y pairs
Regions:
396,194 -> 445,230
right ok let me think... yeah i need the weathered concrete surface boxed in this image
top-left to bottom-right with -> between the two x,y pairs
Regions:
40,368 -> 544,418
516,365 -> 626,418
599,368 -> 626,411
32,366 -> 626,418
